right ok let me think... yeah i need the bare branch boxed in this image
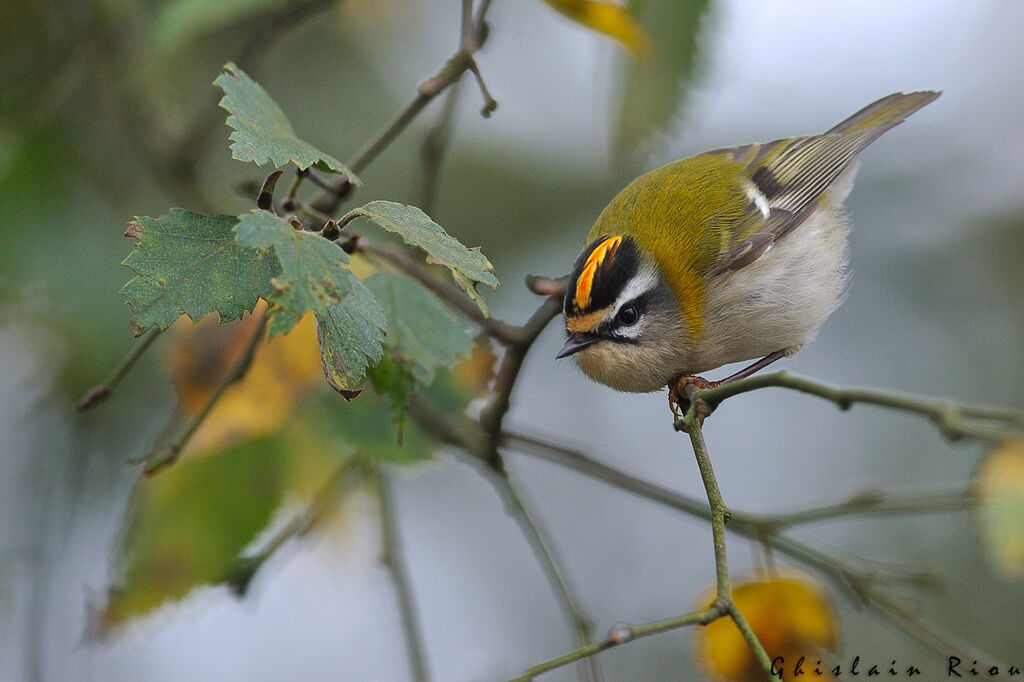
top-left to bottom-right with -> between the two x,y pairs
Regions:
77,326 -> 161,411
377,468 -> 430,682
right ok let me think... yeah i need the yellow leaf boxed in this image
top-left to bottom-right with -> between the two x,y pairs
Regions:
695,574 -> 838,681
451,338 -> 497,397
541,0 -> 651,59
167,302 -> 322,456
975,438 -> 1024,577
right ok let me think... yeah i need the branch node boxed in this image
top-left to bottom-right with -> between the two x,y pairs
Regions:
607,622 -> 634,644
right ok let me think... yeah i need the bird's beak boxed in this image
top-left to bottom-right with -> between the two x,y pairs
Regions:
556,333 -> 597,359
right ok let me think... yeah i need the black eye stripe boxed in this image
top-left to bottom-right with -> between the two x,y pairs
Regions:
594,295 -> 647,337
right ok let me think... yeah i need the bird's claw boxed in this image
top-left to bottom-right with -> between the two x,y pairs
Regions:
669,375 -> 721,430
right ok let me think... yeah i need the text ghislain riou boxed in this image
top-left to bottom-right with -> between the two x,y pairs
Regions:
770,655 -> 1021,678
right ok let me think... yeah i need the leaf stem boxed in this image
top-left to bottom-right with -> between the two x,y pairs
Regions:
142,314 -> 267,475
377,468 -> 430,682
76,325 -> 161,411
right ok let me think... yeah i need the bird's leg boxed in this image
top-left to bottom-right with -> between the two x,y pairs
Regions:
669,349 -> 788,424
717,349 -> 787,384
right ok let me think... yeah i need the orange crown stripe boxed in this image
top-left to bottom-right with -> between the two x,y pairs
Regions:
573,236 -> 622,309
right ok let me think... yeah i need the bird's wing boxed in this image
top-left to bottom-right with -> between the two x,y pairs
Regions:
705,91 -> 940,276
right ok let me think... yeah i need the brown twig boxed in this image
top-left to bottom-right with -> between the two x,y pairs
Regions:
141,313 -> 267,475
77,326 -> 162,411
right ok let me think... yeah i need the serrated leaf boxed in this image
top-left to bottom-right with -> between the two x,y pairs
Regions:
235,209 -> 352,337
364,270 -> 473,388
119,209 -> 277,331
99,434 -> 290,632
342,201 -> 498,315
613,0 -> 709,164
975,438 -> 1024,577
541,0 -> 651,58
316,277 -> 387,397
214,62 -> 358,179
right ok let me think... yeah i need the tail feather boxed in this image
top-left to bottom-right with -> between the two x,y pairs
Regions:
826,90 -> 941,139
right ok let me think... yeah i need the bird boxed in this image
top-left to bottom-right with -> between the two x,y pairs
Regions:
556,91 -> 940,394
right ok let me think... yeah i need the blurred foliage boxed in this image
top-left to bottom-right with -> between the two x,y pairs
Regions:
100,431 -> 295,631
695,574 -> 837,681
168,304 -> 322,456
975,438 -> 1024,578
614,0 -> 710,165
541,0 -> 652,58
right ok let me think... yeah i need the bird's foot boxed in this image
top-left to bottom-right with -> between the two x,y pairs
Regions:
669,375 -> 721,429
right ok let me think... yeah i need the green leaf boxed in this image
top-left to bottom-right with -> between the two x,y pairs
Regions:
214,62 -> 358,179
309,390 -> 437,466
365,270 -> 474,389
613,0 -> 709,164
316,278 -> 387,397
235,209 -> 352,337
120,209 -> 277,333
360,270 -> 473,423
99,434 -> 290,631
342,201 -> 499,315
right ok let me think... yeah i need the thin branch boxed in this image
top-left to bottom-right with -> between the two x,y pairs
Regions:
734,488 -> 975,530
141,314 -> 267,475
312,0 -> 498,215
223,456 -> 364,596
686,371 -> 1024,442
682,411 -> 731,598
486,468 -> 601,682
416,82 -> 463,215
499,428 -> 994,665
76,326 -> 161,411
478,296 -> 564,463
378,468 -> 430,682
680,398 -> 773,677
506,606 -> 724,682
725,602 -> 773,675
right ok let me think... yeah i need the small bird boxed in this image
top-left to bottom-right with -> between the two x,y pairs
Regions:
557,91 -> 939,393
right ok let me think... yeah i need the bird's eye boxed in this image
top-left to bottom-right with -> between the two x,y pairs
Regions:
616,305 -> 640,327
